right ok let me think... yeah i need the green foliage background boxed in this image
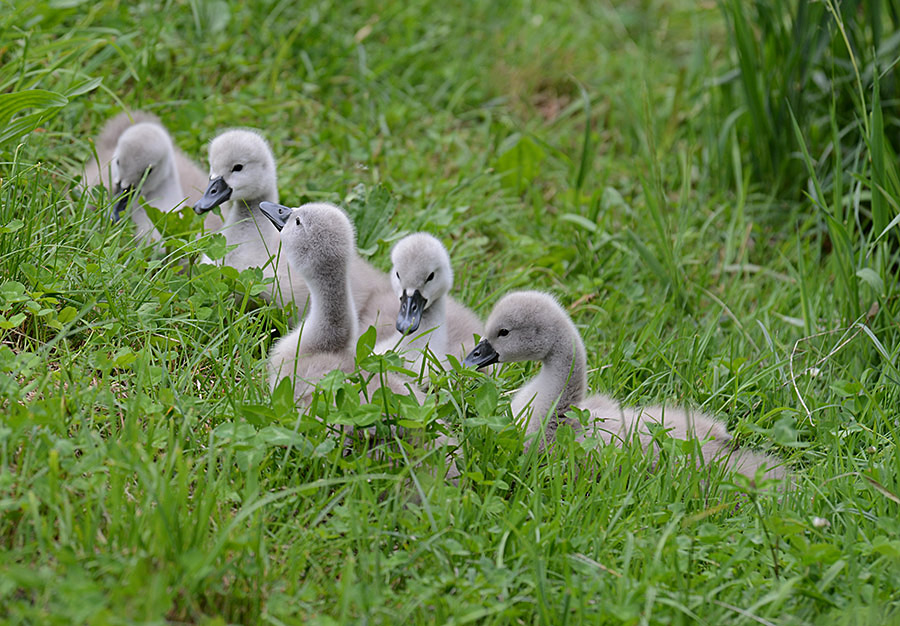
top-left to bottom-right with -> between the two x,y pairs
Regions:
2,0 -> 900,623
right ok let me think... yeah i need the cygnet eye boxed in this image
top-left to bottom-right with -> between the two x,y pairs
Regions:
295,217 -> 301,226
232,164 -> 243,172
395,271 -> 400,280
498,329 -> 510,337
426,271 -> 435,282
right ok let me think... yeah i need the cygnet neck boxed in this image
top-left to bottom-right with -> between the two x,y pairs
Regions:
301,261 -> 358,354
407,294 -> 447,349
224,196 -> 269,226
515,324 -> 588,427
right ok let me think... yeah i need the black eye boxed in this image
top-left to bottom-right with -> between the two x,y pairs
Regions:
498,329 -> 509,337
232,164 -> 243,172
295,217 -> 300,226
396,271 -> 400,280
426,271 -> 435,282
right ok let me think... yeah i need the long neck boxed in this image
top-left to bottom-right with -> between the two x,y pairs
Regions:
300,264 -> 358,354
223,181 -> 278,228
513,328 -> 588,436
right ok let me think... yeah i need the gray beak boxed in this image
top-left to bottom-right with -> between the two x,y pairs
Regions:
110,185 -> 133,221
259,201 -> 292,232
463,339 -> 500,368
194,176 -> 232,213
396,290 -> 427,334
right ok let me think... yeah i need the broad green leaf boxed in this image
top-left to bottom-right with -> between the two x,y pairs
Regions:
64,76 -> 102,98
0,89 -> 68,146
344,183 -> 397,254
494,133 -> 546,192
0,89 -> 68,126
560,212 -> 598,233
355,325 -> 377,363
0,219 -> 24,234
257,425 -> 313,452
56,306 -> 77,324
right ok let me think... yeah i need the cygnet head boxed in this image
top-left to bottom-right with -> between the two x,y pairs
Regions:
259,201 -> 355,280
195,129 -> 277,214
390,233 -> 453,334
464,291 -> 575,368
110,122 -> 176,219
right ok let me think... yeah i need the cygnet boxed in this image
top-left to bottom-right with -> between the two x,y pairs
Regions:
357,240 -> 483,354
193,129 -> 308,312
464,291 -> 785,481
374,233 -> 456,373
262,202 -> 462,475
81,111 -> 221,240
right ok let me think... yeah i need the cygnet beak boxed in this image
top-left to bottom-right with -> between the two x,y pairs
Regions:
259,201 -> 292,231
110,185 -> 134,222
463,339 -> 500,368
194,176 -> 232,213
396,290 -> 427,334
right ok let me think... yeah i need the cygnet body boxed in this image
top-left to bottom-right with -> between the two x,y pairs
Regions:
261,201 -> 421,406
374,233 -> 453,372
464,291 -> 785,480
194,129 -> 307,312
81,111 -> 220,239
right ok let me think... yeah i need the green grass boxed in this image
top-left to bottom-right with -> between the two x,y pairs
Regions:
2,0 -> 900,623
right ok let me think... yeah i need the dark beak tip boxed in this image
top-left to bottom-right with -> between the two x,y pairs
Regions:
259,201 -> 290,232
396,291 -> 425,336
463,355 -> 489,369
195,176 -> 231,213
110,187 -> 133,222
463,339 -> 500,369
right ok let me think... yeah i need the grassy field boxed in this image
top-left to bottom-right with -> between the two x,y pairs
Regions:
3,0 -> 900,623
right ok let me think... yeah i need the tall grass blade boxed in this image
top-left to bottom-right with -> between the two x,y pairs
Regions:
790,105 -> 859,321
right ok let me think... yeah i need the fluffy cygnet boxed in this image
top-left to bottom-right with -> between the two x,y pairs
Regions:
361,242 -> 483,354
464,291 -> 785,481
374,233 -> 454,372
193,129 -> 308,312
261,201 -> 422,406
81,111 -> 221,239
